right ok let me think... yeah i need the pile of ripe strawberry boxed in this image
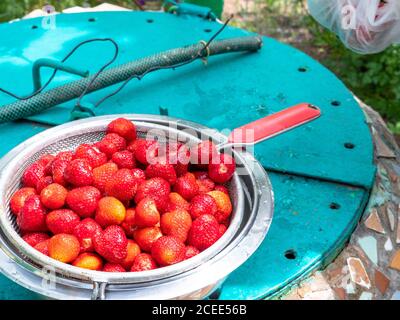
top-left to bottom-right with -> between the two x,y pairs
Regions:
10,118 -> 236,272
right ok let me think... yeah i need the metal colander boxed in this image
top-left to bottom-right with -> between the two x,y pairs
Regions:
0,114 -> 273,299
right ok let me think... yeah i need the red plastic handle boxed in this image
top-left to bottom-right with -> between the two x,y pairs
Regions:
228,103 -> 321,145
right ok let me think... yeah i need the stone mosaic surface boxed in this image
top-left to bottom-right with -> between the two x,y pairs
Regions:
283,101 -> 400,300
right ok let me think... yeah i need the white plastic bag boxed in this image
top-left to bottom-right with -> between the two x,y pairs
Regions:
307,0 -> 400,54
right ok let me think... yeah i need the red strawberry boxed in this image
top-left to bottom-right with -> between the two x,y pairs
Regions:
151,236 -> 185,266
134,177 -> 170,211
17,195 -> 47,232
133,227 -> 162,252
96,133 -> 126,158
121,240 -> 141,270
64,159 -> 93,187
73,144 -> 107,168
94,225 -> 128,264
54,151 -> 73,162
34,239 -> 50,256
37,154 -> 55,167
130,253 -> 157,271
214,185 -> 229,194
219,224 -> 227,236
131,168 -> 146,183
72,252 -> 103,271
105,169 -> 139,201
92,162 -> 118,193
190,141 -> 218,167
66,186 -> 101,218
121,208 -> 136,237
107,118 -> 137,141
194,172 -> 215,193
73,218 -> 102,253
36,176 -> 53,193
22,162 -> 46,188
51,159 -> 70,186
135,197 -> 160,228
145,159 -> 177,185
173,173 -> 199,200
208,153 -> 236,184
40,183 -> 68,210
129,139 -> 159,165
111,150 -> 136,169
184,246 -> 200,260
189,194 -> 218,219
10,187 -> 36,215
46,209 -> 80,234
22,232 -> 50,247
165,142 -> 190,177
164,192 -> 190,212
207,190 -> 233,223
187,214 -> 220,251
160,209 -> 192,242
103,263 -> 126,272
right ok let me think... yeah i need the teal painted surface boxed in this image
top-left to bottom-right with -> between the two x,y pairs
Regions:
0,11 -> 376,299
0,11 -> 375,188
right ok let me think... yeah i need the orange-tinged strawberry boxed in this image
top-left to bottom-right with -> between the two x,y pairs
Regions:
22,162 -> 46,188
133,226 -> 162,252
34,239 -> 50,256
208,153 -> 236,184
187,214 -> 220,251
40,183 -> 68,209
121,240 -> 141,270
189,194 -> 218,219
22,232 -> 49,247
10,187 -> 36,215
105,169 -> 139,201
48,234 -> 80,263
135,197 -> 160,228
93,225 -> 128,264
64,159 -> 93,187
72,253 -> 103,271
130,253 -> 157,271
96,133 -> 126,158
184,245 -> 200,260
207,190 -> 233,223
46,209 -> 80,234
107,118 -> 137,142
103,263 -> 126,272
51,159 -> 70,186
190,141 -> 218,167
160,209 -> 192,242
134,177 -> 170,211
93,162 -> 118,193
173,173 -> 199,200
129,139 -> 159,165
66,186 -> 101,218
121,208 -> 136,237
73,144 -> 107,168
111,150 -> 136,169
151,236 -> 185,266
213,185 -> 229,195
145,159 -> 177,185
36,176 -> 53,193
73,218 -> 102,253
164,192 -> 190,212
17,195 -> 47,232
95,196 -> 126,228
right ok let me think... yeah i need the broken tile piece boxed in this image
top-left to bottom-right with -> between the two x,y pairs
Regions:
384,238 -> 393,251
391,291 -> 400,300
364,208 -> 385,234
347,257 -> 371,289
333,287 -> 346,300
389,250 -> 400,271
386,205 -> 395,231
358,236 -> 378,265
373,128 -> 396,158
397,217 -> 400,244
359,292 -> 373,300
375,270 -> 390,294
